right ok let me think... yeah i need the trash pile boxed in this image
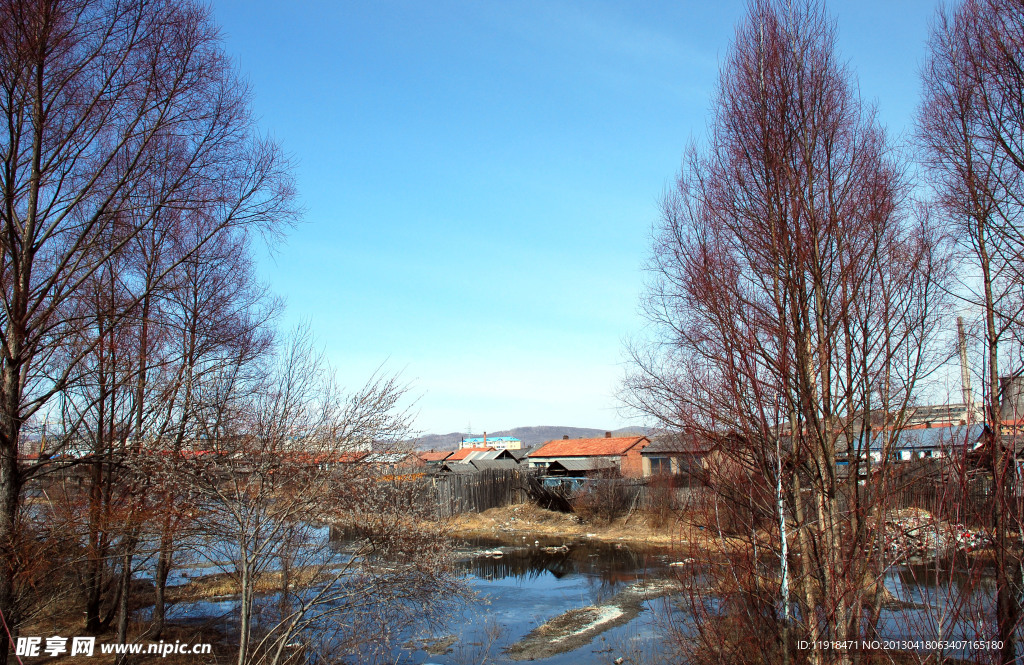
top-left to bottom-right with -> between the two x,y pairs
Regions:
880,508 -> 991,560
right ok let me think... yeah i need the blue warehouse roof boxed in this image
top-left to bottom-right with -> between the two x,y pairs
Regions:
846,424 -> 986,452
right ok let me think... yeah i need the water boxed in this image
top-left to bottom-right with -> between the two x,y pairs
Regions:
157,533 -> 680,663
398,536 -> 679,665
156,532 -> 1005,664
877,560 -> 1002,660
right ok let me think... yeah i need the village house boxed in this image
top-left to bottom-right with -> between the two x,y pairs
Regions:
640,432 -> 718,479
360,451 -> 426,473
834,423 -> 985,464
435,461 -> 479,474
527,433 -> 650,478
434,447 -> 525,474
445,446 -> 496,463
882,423 -> 985,461
503,447 -> 531,463
417,450 -> 453,465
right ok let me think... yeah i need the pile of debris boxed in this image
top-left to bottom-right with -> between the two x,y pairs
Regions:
880,508 -> 990,560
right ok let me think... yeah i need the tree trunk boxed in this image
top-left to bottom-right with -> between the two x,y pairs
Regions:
0,421 -> 20,665
237,558 -> 251,665
152,521 -> 173,639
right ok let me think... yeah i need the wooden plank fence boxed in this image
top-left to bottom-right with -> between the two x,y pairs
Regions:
428,469 -> 531,519
408,469 -> 1024,525
888,478 -> 1024,530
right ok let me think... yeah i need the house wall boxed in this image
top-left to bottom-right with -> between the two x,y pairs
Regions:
869,448 -> 944,463
643,452 -> 708,475
620,445 -> 647,477
898,449 -> 942,461
642,456 -> 671,476
643,455 -> 697,477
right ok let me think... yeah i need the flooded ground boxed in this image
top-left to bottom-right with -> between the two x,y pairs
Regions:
151,529 -> 1005,664
399,537 -> 1005,664
146,533 -> 680,663
400,535 -> 680,665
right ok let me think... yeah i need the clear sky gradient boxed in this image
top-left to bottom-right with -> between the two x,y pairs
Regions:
209,0 -> 939,435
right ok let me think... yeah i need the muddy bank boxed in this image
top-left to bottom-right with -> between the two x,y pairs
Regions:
504,579 -> 681,661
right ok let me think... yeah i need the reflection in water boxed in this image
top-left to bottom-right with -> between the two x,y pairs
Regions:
879,556 -> 1003,660
455,537 -> 672,587
426,538 -> 677,665
134,527 -> 674,665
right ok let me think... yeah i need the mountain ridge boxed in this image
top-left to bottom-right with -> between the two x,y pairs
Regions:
407,425 -> 653,451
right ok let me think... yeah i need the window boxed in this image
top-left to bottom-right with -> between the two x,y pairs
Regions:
649,457 -> 672,475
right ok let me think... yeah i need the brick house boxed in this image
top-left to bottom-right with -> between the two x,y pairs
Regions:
526,433 -> 651,478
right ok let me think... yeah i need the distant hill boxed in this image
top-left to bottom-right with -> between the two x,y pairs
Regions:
407,425 -> 653,451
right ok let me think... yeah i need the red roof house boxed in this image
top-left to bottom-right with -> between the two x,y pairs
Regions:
527,433 -> 650,477
445,446 -> 494,462
417,450 -> 453,464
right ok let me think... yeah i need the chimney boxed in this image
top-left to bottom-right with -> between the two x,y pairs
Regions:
605,431 -> 611,438
958,317 -> 975,422
483,431 -> 487,447
562,435 -> 569,440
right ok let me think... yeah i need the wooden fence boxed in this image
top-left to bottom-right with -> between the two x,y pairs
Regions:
888,478 -> 1024,530
413,468 -> 1024,525
665,472 -> 1024,531
428,469 -> 532,519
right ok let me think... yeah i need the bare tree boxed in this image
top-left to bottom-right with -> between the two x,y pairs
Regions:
0,0 -> 296,657
918,2 -> 1024,660
146,224 -> 278,637
184,327 -> 457,665
626,1 -> 946,663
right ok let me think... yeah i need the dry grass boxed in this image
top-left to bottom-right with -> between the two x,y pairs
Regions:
168,566 -> 322,603
446,502 -> 697,548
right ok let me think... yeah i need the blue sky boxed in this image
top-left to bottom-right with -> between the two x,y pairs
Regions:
210,0 -> 939,435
